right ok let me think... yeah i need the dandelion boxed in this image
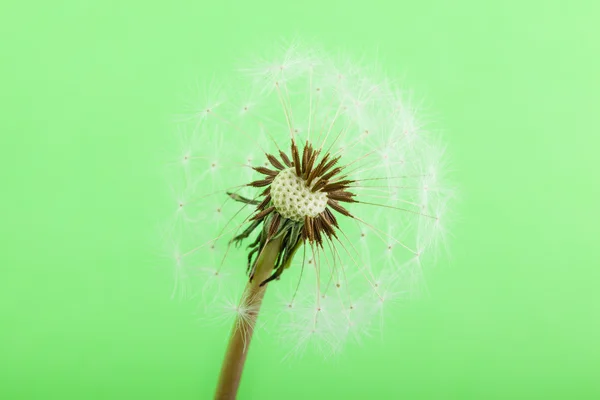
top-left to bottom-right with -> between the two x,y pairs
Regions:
166,40 -> 453,399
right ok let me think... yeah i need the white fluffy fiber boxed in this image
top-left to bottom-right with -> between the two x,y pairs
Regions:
165,40 -> 453,356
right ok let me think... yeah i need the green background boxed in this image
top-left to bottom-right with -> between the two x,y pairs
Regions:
2,0 -> 599,398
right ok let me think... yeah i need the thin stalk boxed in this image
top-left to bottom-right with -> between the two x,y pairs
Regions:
214,236 -> 283,400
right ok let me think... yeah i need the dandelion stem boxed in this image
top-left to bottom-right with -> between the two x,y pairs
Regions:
214,236 -> 283,400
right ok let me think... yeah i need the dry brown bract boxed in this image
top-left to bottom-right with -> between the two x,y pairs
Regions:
249,139 -> 356,245
231,138 -> 358,287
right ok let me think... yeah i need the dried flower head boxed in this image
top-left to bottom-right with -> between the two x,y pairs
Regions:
166,41 -> 453,357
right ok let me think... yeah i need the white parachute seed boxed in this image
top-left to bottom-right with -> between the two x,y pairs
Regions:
169,42 -> 453,356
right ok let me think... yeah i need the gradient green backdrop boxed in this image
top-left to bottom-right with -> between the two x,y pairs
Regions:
2,1 -> 599,399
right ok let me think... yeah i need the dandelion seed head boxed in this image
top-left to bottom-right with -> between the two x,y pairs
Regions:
165,40 -> 454,356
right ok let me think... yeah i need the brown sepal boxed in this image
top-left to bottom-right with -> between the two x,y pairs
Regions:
327,199 -> 353,217
303,149 -> 319,180
327,190 -> 357,203
301,141 -> 310,174
253,166 -> 278,176
268,212 -> 281,237
303,215 -> 313,243
320,155 -> 341,176
323,179 -> 354,193
260,186 -> 271,196
320,218 -> 337,239
250,206 -> 275,221
291,139 -> 302,177
323,207 -> 339,228
312,218 -> 323,246
311,152 -> 330,177
248,177 -> 274,188
256,194 -> 272,211
320,166 -> 343,182
266,153 -> 284,170
311,179 -> 329,193
279,150 -> 292,167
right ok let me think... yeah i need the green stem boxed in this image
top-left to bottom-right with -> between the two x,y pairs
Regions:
214,236 -> 283,400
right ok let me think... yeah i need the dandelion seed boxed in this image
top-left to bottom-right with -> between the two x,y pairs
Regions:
165,40 -> 454,399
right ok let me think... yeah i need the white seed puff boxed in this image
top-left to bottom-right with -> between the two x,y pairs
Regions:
166,40 -> 454,356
